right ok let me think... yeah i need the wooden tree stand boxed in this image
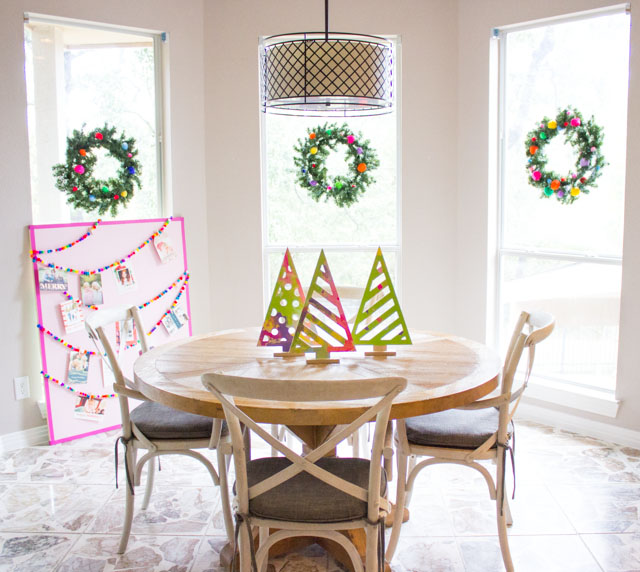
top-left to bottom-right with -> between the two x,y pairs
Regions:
364,344 -> 396,357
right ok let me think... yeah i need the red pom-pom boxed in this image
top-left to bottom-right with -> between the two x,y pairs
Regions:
563,122 -> 568,127
114,195 -> 119,200
72,186 -> 78,192
95,132 -> 104,140
531,137 -> 537,142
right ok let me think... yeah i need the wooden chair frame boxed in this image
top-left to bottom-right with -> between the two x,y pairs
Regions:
202,372 -> 407,572
386,310 -> 555,571
86,306 -> 233,553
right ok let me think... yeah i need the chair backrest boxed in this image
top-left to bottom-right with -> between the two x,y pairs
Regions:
86,306 -> 148,438
202,373 -> 407,523
500,310 -> 555,397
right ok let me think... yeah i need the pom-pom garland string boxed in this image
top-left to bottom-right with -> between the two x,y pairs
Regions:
41,371 -> 117,399
30,220 -> 102,256
31,217 -> 172,276
61,271 -> 189,312
138,271 -> 189,310
147,280 -> 190,335
36,324 -> 97,355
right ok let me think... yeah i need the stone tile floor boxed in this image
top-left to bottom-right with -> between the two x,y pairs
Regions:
0,419 -> 639,571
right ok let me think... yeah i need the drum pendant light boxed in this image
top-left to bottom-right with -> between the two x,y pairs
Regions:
259,0 -> 394,117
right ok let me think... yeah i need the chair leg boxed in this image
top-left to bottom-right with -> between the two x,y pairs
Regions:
217,447 -> 234,542
385,447 -> 408,561
238,519 -> 252,572
118,445 -> 137,554
259,527 -> 269,572
504,495 -> 514,527
365,522 -> 378,572
496,449 -> 514,572
141,457 -> 156,510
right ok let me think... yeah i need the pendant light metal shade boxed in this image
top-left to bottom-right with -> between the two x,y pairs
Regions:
259,32 -> 394,117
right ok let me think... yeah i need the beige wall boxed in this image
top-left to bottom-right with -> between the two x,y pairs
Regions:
203,0 -> 460,333
0,0 -> 210,436
456,0 -> 640,430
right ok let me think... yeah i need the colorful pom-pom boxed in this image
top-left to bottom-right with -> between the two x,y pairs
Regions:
347,135 -> 355,144
532,171 -> 542,181
74,165 -> 85,174
357,163 -> 367,173
95,132 -> 104,140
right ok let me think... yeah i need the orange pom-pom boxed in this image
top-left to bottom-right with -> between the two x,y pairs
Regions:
357,163 -> 367,173
79,149 -> 87,156
529,145 -> 538,155
310,133 -> 316,140
550,179 -> 560,190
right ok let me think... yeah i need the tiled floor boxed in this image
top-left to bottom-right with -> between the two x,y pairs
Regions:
0,419 -> 639,571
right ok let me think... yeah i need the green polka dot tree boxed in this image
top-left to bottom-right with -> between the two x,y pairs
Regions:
258,249 -> 306,353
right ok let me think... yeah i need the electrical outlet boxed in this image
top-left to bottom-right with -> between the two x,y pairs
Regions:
14,376 -> 30,400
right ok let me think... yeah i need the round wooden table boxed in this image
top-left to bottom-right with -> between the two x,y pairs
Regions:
134,328 -> 500,426
133,327 -> 501,569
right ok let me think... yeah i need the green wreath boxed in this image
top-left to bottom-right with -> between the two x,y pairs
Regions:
293,123 -> 379,208
52,124 -> 142,216
525,108 -> 606,205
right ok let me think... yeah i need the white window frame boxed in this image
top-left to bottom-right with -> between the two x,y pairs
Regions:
259,36 -> 403,309
491,5 -> 629,417
24,12 -> 167,221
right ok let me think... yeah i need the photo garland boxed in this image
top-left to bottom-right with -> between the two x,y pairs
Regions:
52,125 -> 142,216
31,219 -> 101,256
32,217 -> 172,276
525,107 -> 606,205
293,123 -> 379,208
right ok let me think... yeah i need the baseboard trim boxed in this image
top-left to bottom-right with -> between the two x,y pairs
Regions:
518,400 -> 640,449
0,425 -> 49,454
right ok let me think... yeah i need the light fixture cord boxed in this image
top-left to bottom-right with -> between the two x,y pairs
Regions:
325,0 -> 329,40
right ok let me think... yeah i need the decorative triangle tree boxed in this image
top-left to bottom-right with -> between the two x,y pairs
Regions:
290,250 -> 355,364
352,247 -> 412,357
258,248 -> 306,354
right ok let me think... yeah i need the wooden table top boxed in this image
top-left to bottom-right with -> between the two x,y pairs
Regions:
133,328 -> 501,426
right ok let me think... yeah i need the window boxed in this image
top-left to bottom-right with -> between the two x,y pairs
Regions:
24,15 -> 164,223
494,8 -> 630,394
261,38 -> 400,304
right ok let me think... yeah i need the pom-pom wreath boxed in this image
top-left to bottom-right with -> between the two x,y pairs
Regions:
293,123 -> 379,208
52,124 -> 141,216
525,108 -> 606,205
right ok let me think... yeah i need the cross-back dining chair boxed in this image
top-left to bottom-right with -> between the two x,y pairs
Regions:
85,306 -> 234,553
386,310 -> 555,571
202,372 -> 407,572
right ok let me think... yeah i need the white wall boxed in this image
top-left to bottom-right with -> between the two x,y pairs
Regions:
456,0 -> 640,431
0,0 -> 210,436
203,0 -> 460,334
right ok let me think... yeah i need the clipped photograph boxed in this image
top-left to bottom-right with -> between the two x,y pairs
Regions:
67,351 -> 89,384
38,266 -> 68,292
161,300 -> 189,335
154,235 -> 177,264
116,317 -> 138,350
73,395 -> 106,421
59,299 -> 85,333
113,262 -> 136,292
80,273 -> 104,306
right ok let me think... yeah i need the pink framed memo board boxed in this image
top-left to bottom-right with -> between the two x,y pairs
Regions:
29,217 -> 192,444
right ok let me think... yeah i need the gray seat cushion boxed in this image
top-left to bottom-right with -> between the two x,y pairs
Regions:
405,408 -> 512,449
131,401 -> 226,440
240,457 -> 386,523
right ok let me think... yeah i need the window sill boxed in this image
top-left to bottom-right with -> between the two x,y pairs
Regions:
524,376 -> 620,418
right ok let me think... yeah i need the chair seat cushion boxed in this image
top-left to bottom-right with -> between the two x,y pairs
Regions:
240,457 -> 386,523
131,401 -> 226,440
405,408 -> 512,449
